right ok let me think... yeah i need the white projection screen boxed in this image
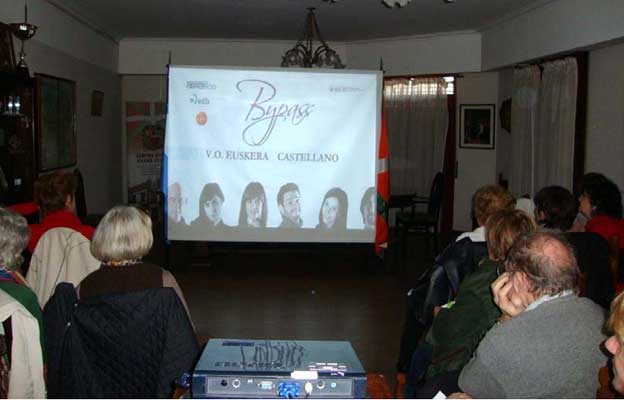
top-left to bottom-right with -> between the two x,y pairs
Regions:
164,66 -> 381,243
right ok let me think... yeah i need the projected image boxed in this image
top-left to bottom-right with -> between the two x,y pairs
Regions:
167,182 -> 189,235
317,188 -> 348,232
238,182 -> 268,228
191,183 -> 228,232
360,187 -> 376,231
277,183 -> 303,229
165,67 -> 380,243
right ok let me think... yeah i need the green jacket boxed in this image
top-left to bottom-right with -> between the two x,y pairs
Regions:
425,259 -> 501,378
0,281 -> 46,363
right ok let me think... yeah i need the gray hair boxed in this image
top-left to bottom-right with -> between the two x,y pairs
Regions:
0,207 -> 30,271
91,206 -> 153,263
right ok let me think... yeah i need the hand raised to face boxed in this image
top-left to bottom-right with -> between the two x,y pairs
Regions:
491,272 -> 532,319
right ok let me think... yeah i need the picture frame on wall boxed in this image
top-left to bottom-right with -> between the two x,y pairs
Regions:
0,22 -> 15,72
91,90 -> 104,116
35,74 -> 77,171
459,104 -> 495,149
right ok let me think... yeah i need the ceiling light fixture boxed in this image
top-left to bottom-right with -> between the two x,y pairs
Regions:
382,0 -> 413,8
281,8 -> 344,69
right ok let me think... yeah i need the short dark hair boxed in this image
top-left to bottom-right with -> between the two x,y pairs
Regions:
318,187 -> 349,230
578,173 -> 622,218
35,171 -> 77,216
238,182 -> 267,227
360,187 -> 376,214
485,209 -> 536,261
277,183 -> 299,206
505,232 -> 580,296
198,183 -> 224,218
533,186 -> 577,231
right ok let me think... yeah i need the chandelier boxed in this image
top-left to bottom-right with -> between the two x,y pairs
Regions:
382,0 -> 413,6
281,8 -> 344,69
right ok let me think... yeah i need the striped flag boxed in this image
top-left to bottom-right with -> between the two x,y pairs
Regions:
375,111 -> 389,255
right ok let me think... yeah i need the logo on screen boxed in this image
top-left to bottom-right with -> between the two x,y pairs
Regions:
196,112 -> 207,125
236,79 -> 314,147
186,81 -> 216,90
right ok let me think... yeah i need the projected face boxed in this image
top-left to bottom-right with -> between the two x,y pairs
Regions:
280,190 -> 301,223
204,196 -> 223,225
322,197 -> 340,229
363,193 -> 375,230
246,197 -> 263,227
168,182 -> 184,223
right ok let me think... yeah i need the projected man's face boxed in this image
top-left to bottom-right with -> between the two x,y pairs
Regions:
280,190 -> 301,223
322,197 -> 340,229
168,183 -> 184,223
363,193 -> 375,230
204,196 -> 223,225
246,197 -> 263,227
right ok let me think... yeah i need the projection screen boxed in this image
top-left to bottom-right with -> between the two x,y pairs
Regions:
164,66 -> 381,243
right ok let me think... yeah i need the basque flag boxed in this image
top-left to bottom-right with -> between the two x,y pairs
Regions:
375,111 -> 389,255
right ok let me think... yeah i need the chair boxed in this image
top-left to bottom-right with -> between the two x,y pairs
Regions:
73,168 -> 104,227
395,172 -> 445,259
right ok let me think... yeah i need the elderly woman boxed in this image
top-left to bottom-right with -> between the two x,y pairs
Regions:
79,206 -> 191,319
28,171 -> 94,253
0,207 -> 30,284
238,182 -> 267,228
606,292 -> 624,394
317,187 -> 349,231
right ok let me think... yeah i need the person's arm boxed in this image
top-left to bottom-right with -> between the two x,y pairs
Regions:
162,270 -> 194,329
458,343 -> 507,399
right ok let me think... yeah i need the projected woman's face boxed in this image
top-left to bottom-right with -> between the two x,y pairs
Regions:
204,196 -> 223,225
363,193 -> 376,229
246,196 -> 263,227
322,197 -> 340,229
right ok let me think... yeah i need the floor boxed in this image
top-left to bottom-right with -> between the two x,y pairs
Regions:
169,231 -> 446,393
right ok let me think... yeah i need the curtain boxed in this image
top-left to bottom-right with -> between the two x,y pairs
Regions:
534,58 -> 578,191
510,66 -> 540,197
383,77 -> 448,196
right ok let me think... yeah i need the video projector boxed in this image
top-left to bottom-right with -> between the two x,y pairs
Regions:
191,339 -> 367,398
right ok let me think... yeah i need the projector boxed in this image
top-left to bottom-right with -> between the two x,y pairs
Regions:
191,339 -> 367,398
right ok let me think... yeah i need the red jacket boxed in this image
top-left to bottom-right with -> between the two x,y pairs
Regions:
28,210 -> 95,253
586,215 -> 624,249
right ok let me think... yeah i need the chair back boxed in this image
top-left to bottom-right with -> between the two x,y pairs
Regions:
73,169 -> 87,223
609,235 -> 622,293
427,172 -> 445,217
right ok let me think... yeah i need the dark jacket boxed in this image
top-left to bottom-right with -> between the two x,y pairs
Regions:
44,283 -> 199,398
397,238 -> 488,372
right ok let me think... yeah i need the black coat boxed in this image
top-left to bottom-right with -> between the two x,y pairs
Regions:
44,283 -> 199,398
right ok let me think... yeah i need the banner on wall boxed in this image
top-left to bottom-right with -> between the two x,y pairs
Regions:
126,101 -> 166,205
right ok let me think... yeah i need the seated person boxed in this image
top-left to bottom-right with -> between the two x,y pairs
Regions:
534,185 -> 614,307
79,205 -> 192,321
397,184 -> 514,373
605,292 -> 624,395
420,210 -> 536,387
28,171 -> 94,253
458,232 -> 607,398
0,207 -> 45,398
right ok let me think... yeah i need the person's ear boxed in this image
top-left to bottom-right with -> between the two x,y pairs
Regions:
65,194 -> 75,210
606,336 -> 620,356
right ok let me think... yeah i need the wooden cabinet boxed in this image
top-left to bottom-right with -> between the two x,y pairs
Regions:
0,71 -> 36,205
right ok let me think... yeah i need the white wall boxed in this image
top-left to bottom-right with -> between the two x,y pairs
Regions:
586,42 -> 624,191
496,68 -> 513,185
453,72 -> 499,231
118,38 -> 347,74
2,0 -> 122,213
482,0 -> 624,70
346,31 -> 482,75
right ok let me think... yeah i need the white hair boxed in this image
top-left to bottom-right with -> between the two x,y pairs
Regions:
0,207 -> 30,271
91,206 -> 153,263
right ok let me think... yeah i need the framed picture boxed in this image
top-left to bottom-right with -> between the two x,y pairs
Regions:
459,104 -> 495,149
0,22 -> 15,72
91,90 -> 104,116
35,74 -> 77,171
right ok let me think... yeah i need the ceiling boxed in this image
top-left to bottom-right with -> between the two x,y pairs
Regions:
49,0 -> 543,42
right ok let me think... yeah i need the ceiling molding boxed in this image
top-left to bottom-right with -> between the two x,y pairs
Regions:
345,30 -> 480,45
44,0 -> 119,43
477,0 -> 558,33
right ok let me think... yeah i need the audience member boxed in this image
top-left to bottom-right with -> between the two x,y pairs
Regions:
28,171 -> 94,253
576,172 -> 624,248
0,207 -> 30,285
606,292 -> 624,395
458,232 -> 607,398
534,185 -> 614,307
79,206 -> 192,320
456,185 -> 515,242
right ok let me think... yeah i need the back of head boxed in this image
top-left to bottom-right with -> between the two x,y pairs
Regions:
91,206 -> 153,263
0,207 -> 30,271
534,186 -> 577,231
36,171 -> 77,216
579,172 -> 623,219
473,184 -> 515,226
485,209 -> 537,261
506,231 -> 579,297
